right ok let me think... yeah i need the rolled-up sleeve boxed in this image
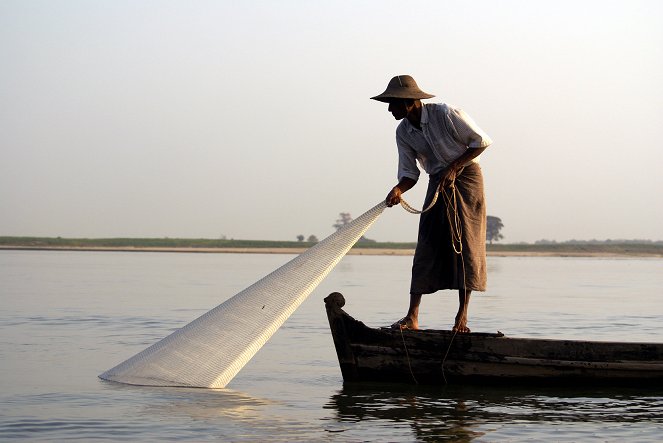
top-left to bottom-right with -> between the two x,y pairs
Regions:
396,133 -> 420,182
446,108 -> 493,149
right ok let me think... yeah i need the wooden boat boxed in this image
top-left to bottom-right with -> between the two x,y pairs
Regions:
324,292 -> 663,386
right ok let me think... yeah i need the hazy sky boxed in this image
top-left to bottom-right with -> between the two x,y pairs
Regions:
1,1 -> 661,243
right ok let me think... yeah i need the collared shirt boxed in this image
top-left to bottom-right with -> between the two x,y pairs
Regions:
396,103 -> 493,181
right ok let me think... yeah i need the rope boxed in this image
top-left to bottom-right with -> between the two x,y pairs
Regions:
399,190 -> 439,214
399,327 -> 419,385
398,176 -> 468,385
441,183 -> 463,254
440,329 -> 458,385
440,179 -> 467,384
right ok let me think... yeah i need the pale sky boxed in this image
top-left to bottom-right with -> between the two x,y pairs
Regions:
1,1 -> 661,243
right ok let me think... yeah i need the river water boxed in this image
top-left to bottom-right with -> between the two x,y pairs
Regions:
1,250 -> 662,441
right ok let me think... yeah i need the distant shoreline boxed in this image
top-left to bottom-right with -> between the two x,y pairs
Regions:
1,245 -> 661,258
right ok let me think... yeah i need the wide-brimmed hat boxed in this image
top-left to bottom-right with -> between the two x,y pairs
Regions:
370,75 -> 435,102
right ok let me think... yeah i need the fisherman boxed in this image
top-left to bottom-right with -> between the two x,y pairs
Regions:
372,75 -> 492,333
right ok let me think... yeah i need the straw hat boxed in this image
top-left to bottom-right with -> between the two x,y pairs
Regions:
370,75 -> 435,102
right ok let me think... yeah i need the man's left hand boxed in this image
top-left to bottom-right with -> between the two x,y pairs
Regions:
439,165 -> 459,190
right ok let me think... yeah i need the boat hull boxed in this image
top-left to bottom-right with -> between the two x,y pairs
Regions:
324,292 -> 663,386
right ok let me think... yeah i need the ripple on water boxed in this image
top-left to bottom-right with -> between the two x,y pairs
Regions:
0,418 -> 149,440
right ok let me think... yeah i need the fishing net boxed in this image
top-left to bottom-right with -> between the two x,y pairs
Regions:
99,201 -> 386,388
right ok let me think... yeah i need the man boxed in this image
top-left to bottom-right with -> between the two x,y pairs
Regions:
371,75 -> 492,333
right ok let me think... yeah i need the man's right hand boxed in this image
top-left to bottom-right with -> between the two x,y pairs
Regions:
386,186 -> 402,207
385,178 -> 417,207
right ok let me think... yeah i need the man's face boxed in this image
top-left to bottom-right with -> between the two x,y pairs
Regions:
387,99 -> 409,120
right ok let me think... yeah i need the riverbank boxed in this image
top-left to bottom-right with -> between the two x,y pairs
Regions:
2,236 -> 662,257
2,244 -> 662,257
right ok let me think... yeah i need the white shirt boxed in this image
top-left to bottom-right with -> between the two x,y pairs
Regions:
396,103 -> 493,181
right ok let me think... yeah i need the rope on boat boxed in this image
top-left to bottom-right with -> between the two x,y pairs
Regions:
399,327 -> 419,385
441,329 -> 458,385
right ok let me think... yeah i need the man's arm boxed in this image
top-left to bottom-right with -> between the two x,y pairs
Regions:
386,177 -> 417,207
440,147 -> 487,189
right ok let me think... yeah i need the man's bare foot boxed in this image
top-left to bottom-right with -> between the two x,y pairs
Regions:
452,323 -> 471,333
452,313 -> 471,333
390,316 -> 418,330
453,289 -> 471,333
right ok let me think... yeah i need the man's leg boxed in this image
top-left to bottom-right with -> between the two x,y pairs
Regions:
392,293 -> 422,329
405,293 -> 422,329
453,289 -> 471,333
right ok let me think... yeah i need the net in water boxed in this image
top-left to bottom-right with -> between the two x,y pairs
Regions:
99,201 -> 386,388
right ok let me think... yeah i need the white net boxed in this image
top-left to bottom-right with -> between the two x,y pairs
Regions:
99,201 -> 386,388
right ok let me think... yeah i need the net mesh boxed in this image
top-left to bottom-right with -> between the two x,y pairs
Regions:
99,201 -> 386,388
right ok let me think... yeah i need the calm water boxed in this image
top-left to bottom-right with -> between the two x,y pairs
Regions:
1,250 -> 662,441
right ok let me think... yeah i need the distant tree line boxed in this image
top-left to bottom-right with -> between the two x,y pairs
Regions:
293,211 -> 661,246
330,212 -> 375,243
315,212 -> 506,244
296,234 -> 318,243
534,238 -> 663,245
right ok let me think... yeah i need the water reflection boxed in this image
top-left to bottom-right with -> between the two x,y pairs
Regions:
327,384 -> 663,442
99,382 -> 278,421
94,383 -> 314,441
